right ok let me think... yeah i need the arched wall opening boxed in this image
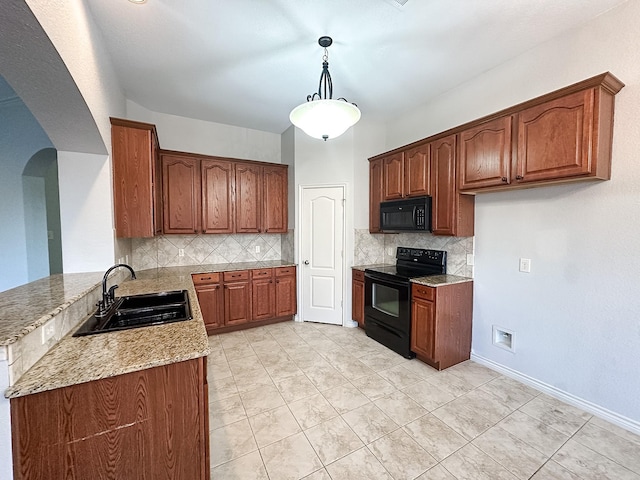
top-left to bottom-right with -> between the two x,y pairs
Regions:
22,148 -> 63,281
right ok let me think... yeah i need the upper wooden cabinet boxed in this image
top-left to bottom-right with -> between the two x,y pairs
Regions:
161,151 -> 288,235
111,118 -> 162,238
235,162 -> 262,233
515,89 -> 602,184
369,158 -> 384,233
162,154 -> 201,234
458,116 -> 513,190
202,159 -> 234,233
458,73 -> 623,193
236,163 -> 288,234
404,144 -> 431,198
382,152 -> 404,200
263,165 -> 288,233
381,146 -> 430,201
430,135 -> 475,237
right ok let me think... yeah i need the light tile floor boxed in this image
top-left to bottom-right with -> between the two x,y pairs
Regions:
207,321 -> 640,480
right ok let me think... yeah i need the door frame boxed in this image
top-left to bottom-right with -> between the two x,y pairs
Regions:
297,183 -> 348,326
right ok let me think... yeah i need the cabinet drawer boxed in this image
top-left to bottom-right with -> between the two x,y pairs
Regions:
224,270 -> 249,282
275,266 -> 296,277
352,269 -> 365,282
192,272 -> 220,285
412,283 -> 435,301
251,268 -> 273,278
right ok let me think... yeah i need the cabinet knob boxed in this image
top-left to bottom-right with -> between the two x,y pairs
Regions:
515,175 -> 523,180
501,177 -> 508,182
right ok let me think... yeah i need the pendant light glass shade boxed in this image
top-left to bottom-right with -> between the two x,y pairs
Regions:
289,36 -> 360,141
289,99 -> 361,140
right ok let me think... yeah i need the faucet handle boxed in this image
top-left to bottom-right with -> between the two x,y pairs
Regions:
108,284 -> 119,302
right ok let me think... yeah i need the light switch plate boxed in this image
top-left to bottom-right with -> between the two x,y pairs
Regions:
519,258 -> 531,273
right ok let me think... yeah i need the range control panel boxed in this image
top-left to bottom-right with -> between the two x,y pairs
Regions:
396,247 -> 446,267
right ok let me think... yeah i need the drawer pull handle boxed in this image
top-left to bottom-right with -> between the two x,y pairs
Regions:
201,277 -> 211,280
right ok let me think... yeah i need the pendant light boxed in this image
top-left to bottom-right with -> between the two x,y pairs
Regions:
289,36 -> 361,141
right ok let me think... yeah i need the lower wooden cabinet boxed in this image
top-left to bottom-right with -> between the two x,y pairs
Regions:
275,266 -> 297,317
352,269 -> 365,328
223,270 -> 251,326
192,273 -> 223,330
411,281 -> 473,370
11,358 -> 209,480
251,268 -> 275,321
193,266 -> 297,334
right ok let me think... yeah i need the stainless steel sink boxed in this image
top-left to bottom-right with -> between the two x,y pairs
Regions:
73,290 -> 192,336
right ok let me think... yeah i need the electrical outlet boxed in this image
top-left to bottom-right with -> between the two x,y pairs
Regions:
178,248 -> 185,257
255,245 -> 261,253
41,320 -> 56,345
387,247 -> 394,256
466,254 -> 474,266
519,258 -> 531,273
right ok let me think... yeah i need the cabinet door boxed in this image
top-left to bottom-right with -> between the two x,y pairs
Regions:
516,89 -> 595,183
224,280 -> 251,326
162,154 -> 201,234
352,279 -> 364,328
430,135 -> 457,236
111,121 -> 157,238
263,165 -> 288,233
152,130 -> 163,235
275,274 -> 297,317
195,283 -> 223,329
383,153 -> 404,200
411,297 -> 436,361
201,159 -> 234,234
251,269 -> 275,321
235,163 -> 262,233
458,116 -> 512,190
369,158 -> 384,233
404,144 -> 430,197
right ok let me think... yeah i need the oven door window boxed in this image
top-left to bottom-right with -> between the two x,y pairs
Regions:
372,283 -> 400,317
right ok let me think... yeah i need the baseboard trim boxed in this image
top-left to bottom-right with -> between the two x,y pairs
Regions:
471,353 -> 640,437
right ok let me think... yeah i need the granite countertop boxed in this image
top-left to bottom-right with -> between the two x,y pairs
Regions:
0,272 -> 105,346
411,274 -> 473,287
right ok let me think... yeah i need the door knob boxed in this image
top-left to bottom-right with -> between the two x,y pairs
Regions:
304,260 -> 309,265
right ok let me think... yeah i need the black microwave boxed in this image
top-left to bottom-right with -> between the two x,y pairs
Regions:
380,196 -> 431,232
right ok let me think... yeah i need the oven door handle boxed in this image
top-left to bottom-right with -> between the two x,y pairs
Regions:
364,272 -> 410,289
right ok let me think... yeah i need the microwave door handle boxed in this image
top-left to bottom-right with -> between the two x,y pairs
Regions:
413,206 -> 417,226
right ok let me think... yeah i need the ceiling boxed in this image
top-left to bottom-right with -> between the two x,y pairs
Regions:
83,0 -> 628,135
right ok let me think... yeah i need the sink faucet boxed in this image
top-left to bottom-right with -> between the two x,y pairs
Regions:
97,263 -> 136,316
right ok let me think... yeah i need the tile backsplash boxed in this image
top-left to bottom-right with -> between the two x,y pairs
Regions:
132,231 -> 294,270
354,229 -> 474,277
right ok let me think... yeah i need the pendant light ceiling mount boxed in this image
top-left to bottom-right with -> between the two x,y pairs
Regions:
289,36 -> 361,141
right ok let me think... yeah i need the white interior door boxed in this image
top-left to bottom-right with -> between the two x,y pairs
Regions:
300,186 -> 345,325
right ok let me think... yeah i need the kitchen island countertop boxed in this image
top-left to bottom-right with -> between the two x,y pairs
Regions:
4,269 -> 211,399
4,261 -> 296,398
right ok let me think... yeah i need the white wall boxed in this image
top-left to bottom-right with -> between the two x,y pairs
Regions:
126,100 -> 281,163
57,152 -> 115,273
387,1 -> 640,428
